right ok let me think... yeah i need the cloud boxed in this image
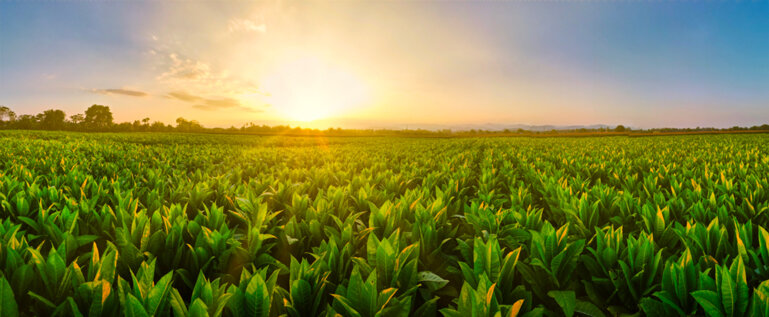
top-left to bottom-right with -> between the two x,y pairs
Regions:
150,41 -> 263,112
155,52 -> 259,95
167,91 -> 262,112
158,54 -> 212,82
228,18 -> 267,33
91,88 -> 148,97
167,91 -> 201,102
193,98 -> 241,110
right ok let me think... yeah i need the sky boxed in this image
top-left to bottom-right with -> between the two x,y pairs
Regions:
1,1 -> 768,129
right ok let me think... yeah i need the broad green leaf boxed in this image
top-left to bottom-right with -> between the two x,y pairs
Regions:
290,279 -> 311,312
331,294 -> 362,317
189,298 -> 210,317
717,267 -> 734,317
418,271 -> 449,290
575,299 -> 606,317
692,290 -> 725,317
145,272 -> 174,316
548,290 -> 576,317
245,275 -> 270,317
125,294 -> 150,317
0,277 -> 19,317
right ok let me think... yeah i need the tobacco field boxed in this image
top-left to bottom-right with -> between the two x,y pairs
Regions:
1,130 -> 769,317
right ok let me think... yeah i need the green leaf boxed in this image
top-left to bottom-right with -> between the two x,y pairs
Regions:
574,299 -> 606,317
639,298 -> 667,316
189,298 -> 210,317
168,289 -> 188,317
125,294 -> 150,317
99,248 -> 118,284
27,291 -> 57,309
376,240 -> 395,287
729,258 -> 749,316
548,290 -> 576,317
653,291 -> 686,316
413,297 -> 439,317
290,279 -> 311,312
191,273 -> 207,303
66,297 -> 84,317
145,272 -> 174,316
330,294 -> 362,317
457,282 -> 474,316
0,277 -> 19,317
692,290 -> 725,317
245,274 -> 270,317
47,248 -> 67,285
378,288 -> 399,312
717,267 -> 734,317
417,271 -> 449,291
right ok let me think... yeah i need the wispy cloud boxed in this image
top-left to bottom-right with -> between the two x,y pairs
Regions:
192,98 -> 240,110
158,54 -> 212,82
167,91 -> 201,102
228,18 -> 267,33
91,88 -> 148,97
167,91 -> 262,112
155,52 -> 259,95
147,29 -> 266,116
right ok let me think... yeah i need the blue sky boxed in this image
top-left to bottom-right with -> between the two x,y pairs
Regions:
1,1 -> 768,128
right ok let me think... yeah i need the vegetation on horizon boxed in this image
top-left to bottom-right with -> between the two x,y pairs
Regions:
2,105 -> 768,137
1,131 -> 769,316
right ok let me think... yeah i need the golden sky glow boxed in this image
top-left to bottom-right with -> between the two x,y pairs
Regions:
2,1 -> 768,129
259,54 -> 371,122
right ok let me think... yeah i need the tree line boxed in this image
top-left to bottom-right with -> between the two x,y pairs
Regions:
1,104 -> 768,136
0,105 -> 220,133
1,105 -> 149,132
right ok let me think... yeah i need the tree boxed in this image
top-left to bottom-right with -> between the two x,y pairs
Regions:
70,114 -> 85,125
175,117 -> 203,132
14,115 -> 38,129
84,104 -> 113,130
39,109 -> 66,130
150,121 -> 169,132
615,125 -> 626,132
0,106 -> 16,125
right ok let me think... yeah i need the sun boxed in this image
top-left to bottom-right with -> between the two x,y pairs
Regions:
261,55 -> 370,122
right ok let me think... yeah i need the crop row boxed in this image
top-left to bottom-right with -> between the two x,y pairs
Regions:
1,131 -> 768,316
